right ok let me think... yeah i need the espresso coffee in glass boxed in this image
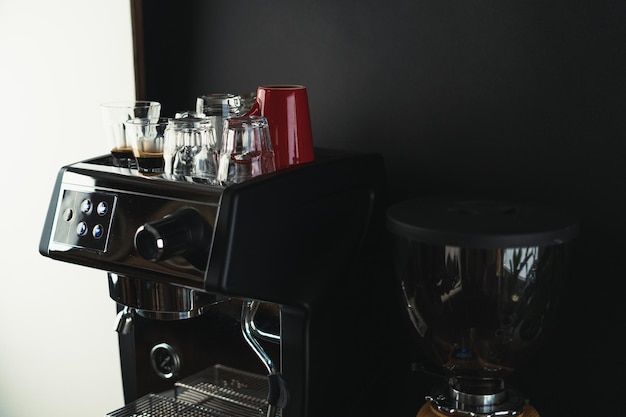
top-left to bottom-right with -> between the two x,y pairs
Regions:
101,100 -> 161,166
124,117 -> 169,174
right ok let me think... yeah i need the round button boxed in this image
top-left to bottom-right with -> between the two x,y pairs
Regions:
63,208 -> 74,222
76,222 -> 88,236
80,199 -> 92,214
150,343 -> 180,380
92,224 -> 103,239
97,201 -> 108,216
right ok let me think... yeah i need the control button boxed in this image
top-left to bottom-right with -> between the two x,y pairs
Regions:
80,199 -> 92,214
96,201 -> 108,216
92,224 -> 103,239
76,222 -> 88,236
150,343 -> 180,380
62,208 -> 73,222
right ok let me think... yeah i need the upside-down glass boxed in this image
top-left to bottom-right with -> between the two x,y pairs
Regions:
164,117 -> 218,181
123,117 -> 169,174
217,116 -> 276,185
100,101 -> 161,165
196,93 -> 243,152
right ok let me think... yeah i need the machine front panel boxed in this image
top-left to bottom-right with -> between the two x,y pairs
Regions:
42,164 -> 223,287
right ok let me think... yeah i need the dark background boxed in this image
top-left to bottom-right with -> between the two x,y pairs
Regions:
132,1 -> 626,415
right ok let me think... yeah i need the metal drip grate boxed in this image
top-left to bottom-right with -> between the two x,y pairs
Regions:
106,393 -> 220,417
106,365 -> 279,417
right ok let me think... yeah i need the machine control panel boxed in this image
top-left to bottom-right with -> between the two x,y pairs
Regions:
52,189 -> 117,253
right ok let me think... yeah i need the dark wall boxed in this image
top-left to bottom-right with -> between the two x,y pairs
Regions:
134,1 -> 626,415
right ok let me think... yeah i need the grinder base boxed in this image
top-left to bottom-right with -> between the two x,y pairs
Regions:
416,402 -> 540,417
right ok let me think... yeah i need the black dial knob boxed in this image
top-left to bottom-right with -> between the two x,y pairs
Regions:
134,207 -> 212,270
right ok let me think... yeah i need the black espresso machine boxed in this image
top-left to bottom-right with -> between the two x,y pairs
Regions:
38,148 -> 413,416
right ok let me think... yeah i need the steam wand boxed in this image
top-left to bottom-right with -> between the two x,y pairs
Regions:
241,300 -> 288,417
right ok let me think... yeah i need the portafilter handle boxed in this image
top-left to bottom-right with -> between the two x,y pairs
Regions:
134,207 -> 212,270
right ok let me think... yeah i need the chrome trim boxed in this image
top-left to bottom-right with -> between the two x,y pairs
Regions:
426,381 -> 525,417
43,157 -> 223,288
108,273 -> 218,320
114,306 -> 135,335
241,300 -> 279,375
241,300 -> 284,417
249,303 -> 280,344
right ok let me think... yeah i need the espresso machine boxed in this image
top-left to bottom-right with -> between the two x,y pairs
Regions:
39,148 -> 409,416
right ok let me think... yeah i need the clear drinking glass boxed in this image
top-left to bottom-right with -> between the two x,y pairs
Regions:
218,116 -> 276,185
100,101 -> 161,166
123,117 -> 169,174
164,117 -> 218,181
195,93 -> 243,151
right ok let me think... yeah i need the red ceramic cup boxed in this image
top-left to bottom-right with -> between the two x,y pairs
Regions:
248,85 -> 314,170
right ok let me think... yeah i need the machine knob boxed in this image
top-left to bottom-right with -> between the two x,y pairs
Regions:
150,343 -> 180,380
134,207 -> 212,270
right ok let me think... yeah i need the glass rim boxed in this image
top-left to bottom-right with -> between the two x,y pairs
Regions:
123,117 -> 171,126
100,100 -> 161,109
169,116 -> 212,129
225,115 -> 268,128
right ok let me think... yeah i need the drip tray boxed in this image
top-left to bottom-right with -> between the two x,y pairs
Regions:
106,364 -> 280,417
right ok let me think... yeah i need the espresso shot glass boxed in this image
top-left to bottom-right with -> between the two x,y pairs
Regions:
124,117 -> 169,174
100,100 -> 161,166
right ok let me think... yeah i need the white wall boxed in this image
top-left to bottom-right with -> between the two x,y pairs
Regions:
0,1 -> 134,415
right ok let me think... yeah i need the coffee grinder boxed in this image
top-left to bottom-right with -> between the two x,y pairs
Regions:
39,148 -> 404,417
386,197 -> 578,417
